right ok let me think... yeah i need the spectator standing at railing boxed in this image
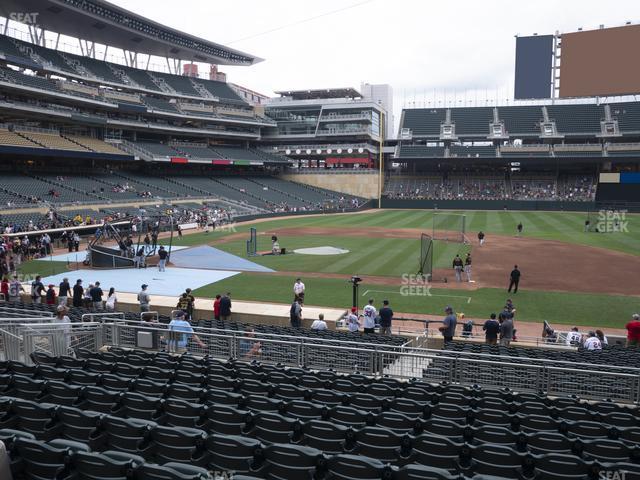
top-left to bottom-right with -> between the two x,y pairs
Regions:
0,276 -> 8,300
362,298 -> 377,334
30,275 -> 45,304
347,307 -> 360,333
90,282 -> 103,311
138,284 -> 151,313
45,284 -> 56,306
54,305 -> 72,354
583,332 -> 602,351
168,311 -> 205,353
483,314 -> 500,345
105,287 -> 117,312
72,279 -> 83,308
625,314 -> 640,347
499,313 -> 514,347
290,298 -> 303,328
58,278 -> 71,307
213,294 -> 221,321
378,300 -> 393,335
220,292 -> 232,321
440,306 -> 457,343
566,327 -> 582,346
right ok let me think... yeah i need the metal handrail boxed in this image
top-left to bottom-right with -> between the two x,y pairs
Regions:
81,313 -> 125,322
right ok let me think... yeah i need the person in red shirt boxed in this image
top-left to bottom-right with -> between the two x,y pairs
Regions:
625,314 -> 640,347
0,276 -> 9,300
45,284 -> 57,306
213,294 -> 221,321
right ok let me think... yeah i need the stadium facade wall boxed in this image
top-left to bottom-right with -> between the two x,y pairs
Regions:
280,173 -> 381,199
596,183 -> 640,203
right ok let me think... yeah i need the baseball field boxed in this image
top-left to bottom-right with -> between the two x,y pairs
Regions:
23,209 -> 639,328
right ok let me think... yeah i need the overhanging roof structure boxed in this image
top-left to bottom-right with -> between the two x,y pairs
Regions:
0,0 -> 261,65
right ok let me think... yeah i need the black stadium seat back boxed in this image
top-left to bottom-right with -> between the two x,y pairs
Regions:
58,356 -> 86,370
91,415 -> 155,455
374,411 -> 421,435
72,449 -> 143,480
298,419 -> 352,454
469,425 -> 525,449
114,391 -> 164,421
389,398 -> 430,418
206,434 -> 262,474
137,461 -> 213,480
5,398 -> 58,438
325,405 -> 370,428
514,414 -> 561,434
205,374 -> 238,392
85,358 -> 114,374
272,384 -> 308,402
255,443 -> 324,480
56,406 -> 102,443
244,395 -> 284,414
12,437 -> 72,480
149,425 -> 208,465
30,352 -> 58,366
309,389 -> 345,407
0,427 -> 35,450
458,443 -> 534,478
202,404 -> 250,435
420,417 -> 466,439
394,463 -> 460,480
203,389 -> 243,407
576,438 -> 634,463
8,361 -> 38,377
12,375 -> 47,401
250,411 -> 302,444
281,400 -> 325,422
35,365 -> 68,382
143,366 -> 174,384
82,386 -> 123,413
162,399 -> 207,428
67,369 -> 101,387
111,363 -> 144,379
410,435 -> 465,472
130,378 -> 168,397
41,380 -> 84,407
352,426 -> 411,464
325,454 -> 391,480
531,452 -> 593,480
165,384 -> 205,404
525,431 -> 575,455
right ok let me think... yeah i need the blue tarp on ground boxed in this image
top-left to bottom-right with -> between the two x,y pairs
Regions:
169,245 -> 275,273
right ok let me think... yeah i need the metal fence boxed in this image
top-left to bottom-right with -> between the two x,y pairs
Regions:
1,319 -> 639,403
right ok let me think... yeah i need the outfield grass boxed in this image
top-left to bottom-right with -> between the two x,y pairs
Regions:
192,272 -> 636,328
175,209 -> 640,257
212,234 -> 468,276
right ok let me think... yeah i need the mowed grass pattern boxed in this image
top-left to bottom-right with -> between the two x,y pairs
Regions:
212,234 -> 468,276
176,209 -> 640,256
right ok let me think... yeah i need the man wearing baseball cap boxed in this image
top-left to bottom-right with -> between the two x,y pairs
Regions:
347,307 -> 360,333
440,305 -> 458,343
138,284 -> 150,312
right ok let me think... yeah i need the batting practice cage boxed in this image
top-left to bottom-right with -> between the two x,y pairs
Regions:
432,213 -> 468,243
417,233 -> 433,280
246,227 -> 257,256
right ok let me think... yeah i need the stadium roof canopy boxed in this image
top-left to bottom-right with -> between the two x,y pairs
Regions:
0,0 -> 261,65
275,88 -> 362,100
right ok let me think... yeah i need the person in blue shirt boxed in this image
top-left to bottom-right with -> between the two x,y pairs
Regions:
168,312 -> 205,353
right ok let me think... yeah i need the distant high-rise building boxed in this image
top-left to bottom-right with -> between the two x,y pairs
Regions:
183,63 -> 198,77
360,83 -> 394,139
209,64 -> 227,82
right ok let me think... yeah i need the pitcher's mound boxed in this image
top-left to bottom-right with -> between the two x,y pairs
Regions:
293,246 -> 349,255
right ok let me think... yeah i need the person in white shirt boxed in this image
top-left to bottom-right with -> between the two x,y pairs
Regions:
583,332 -> 602,351
293,278 -> 305,302
347,307 -> 360,333
362,298 -> 377,334
105,287 -> 118,312
53,305 -> 72,354
310,314 -> 328,331
565,327 -> 582,346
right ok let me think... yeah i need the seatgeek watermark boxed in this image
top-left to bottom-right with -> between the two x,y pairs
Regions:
8,12 -> 40,25
596,209 -> 629,233
400,274 -> 433,296
599,471 -> 626,480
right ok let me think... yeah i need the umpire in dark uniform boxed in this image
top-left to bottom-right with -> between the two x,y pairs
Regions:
508,265 -> 521,293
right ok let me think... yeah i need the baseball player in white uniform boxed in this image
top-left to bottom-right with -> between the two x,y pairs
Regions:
362,298 -> 378,334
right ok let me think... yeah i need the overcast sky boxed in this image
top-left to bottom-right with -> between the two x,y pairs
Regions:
107,1 -> 640,126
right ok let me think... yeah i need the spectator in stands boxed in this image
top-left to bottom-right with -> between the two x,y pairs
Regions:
90,281 -> 103,311
72,279 -> 84,308
58,278 -> 71,307
293,278 -> 305,302
105,287 -> 117,312
379,300 -> 393,335
157,246 -> 168,272
238,328 -> 261,359
347,307 -> 360,333
177,288 -> 195,320
213,294 -> 221,320
362,298 -> 377,334
625,314 -> 640,347
290,298 -> 303,328
30,275 -> 45,304
499,313 -> 514,346
566,327 -> 582,346
138,284 -> 151,312
440,306 -> 457,343
311,314 -> 328,331
452,255 -> 463,282
583,331 -> 603,351
483,313 -> 500,344
54,305 -> 72,354
168,311 -> 205,353
0,276 -> 8,300
219,292 -> 232,321
45,284 -> 56,306
595,329 -> 608,346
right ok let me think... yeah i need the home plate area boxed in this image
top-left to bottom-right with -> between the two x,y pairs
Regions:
292,246 -> 350,255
